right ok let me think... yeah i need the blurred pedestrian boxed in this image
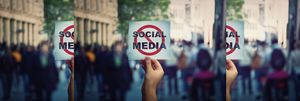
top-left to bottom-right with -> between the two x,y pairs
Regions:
164,39 -> 179,95
85,45 -> 96,88
22,45 -> 36,100
0,44 -> 14,100
95,45 -> 109,99
190,49 -> 215,101
105,41 -> 132,101
181,41 -> 197,99
74,43 -> 88,100
288,40 -> 300,100
33,41 -> 58,101
264,49 -> 289,101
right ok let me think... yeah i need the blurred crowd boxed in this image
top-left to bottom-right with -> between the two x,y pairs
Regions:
231,38 -> 300,101
0,41 -> 69,101
73,37 -> 226,101
1,37 -> 299,101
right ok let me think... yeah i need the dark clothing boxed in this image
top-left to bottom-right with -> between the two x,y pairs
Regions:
190,71 -> 215,101
104,51 -> 132,101
95,50 -> 108,74
21,50 -> 36,100
165,66 -> 179,95
32,52 -> 58,101
0,52 -> 14,100
74,50 -> 88,100
95,50 -> 108,96
263,71 -> 289,101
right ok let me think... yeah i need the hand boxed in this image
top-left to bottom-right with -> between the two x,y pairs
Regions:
226,59 -> 238,87
141,57 -> 164,101
226,59 -> 238,101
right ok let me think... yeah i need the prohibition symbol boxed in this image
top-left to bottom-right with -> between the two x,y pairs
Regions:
226,25 -> 239,55
60,25 -> 74,55
134,25 -> 165,56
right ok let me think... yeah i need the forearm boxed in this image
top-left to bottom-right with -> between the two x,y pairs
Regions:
226,86 -> 231,101
142,82 -> 157,101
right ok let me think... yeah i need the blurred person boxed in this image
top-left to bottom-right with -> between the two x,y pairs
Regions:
196,37 -> 207,49
164,39 -> 180,95
190,49 -> 215,101
11,44 -> 22,90
22,45 -> 36,100
287,40 -> 300,100
181,41 -> 198,98
251,52 -> 268,96
33,41 -> 59,101
95,45 -> 109,99
239,51 -> 266,95
0,44 -> 15,100
105,41 -> 132,101
264,49 -> 289,101
85,45 -> 96,90
74,43 -> 88,100
239,39 -> 254,68
271,38 -> 280,49
214,42 -> 226,100
257,41 -> 272,68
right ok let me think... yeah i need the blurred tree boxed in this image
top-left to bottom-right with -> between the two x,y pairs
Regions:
226,0 -> 244,20
117,0 -> 170,35
44,0 -> 74,36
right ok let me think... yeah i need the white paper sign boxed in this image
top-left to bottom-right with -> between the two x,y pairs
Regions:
53,21 -> 74,60
127,21 -> 171,60
226,21 -> 244,60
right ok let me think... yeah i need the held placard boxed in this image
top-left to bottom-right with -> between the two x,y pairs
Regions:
53,21 -> 74,60
127,21 -> 171,60
226,21 -> 244,60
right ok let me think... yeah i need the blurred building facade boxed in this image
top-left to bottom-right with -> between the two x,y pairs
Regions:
74,0 -> 118,46
243,0 -> 288,47
0,0 -> 44,46
169,0 -> 215,47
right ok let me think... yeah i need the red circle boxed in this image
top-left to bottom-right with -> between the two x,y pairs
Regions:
226,25 -> 239,55
60,25 -> 74,55
133,25 -> 165,56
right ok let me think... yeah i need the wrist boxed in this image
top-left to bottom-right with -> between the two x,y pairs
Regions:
142,81 -> 156,92
142,82 -> 157,101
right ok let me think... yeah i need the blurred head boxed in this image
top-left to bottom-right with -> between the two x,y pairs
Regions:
197,38 -> 204,45
40,41 -> 50,54
261,41 -> 267,48
114,41 -> 123,54
171,39 -> 175,45
27,45 -> 34,52
197,49 -> 212,71
271,38 -> 278,46
270,49 -> 286,71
